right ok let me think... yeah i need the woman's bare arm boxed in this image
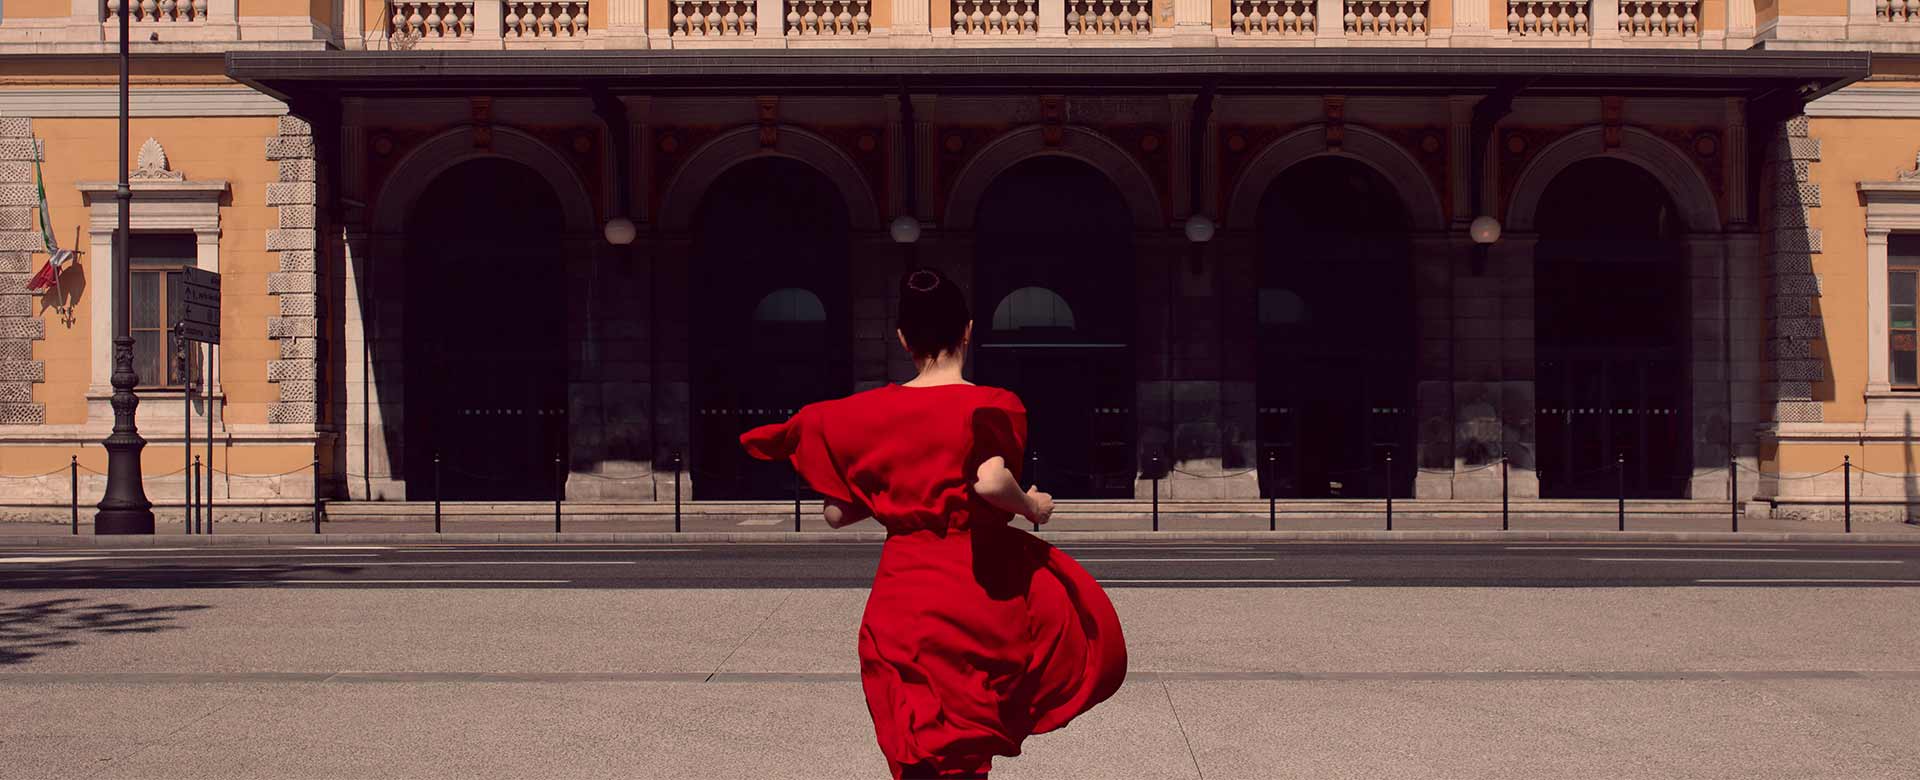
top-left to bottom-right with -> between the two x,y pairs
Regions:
974,456 -> 1054,524
822,496 -> 872,528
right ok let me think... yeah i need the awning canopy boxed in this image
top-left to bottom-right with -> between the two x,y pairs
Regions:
227,48 -> 1869,106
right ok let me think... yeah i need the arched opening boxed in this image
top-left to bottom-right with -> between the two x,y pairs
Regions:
1255,157 -> 1415,499
401,157 -> 569,500
973,156 -> 1137,499
690,157 -> 852,500
1535,158 -> 1690,498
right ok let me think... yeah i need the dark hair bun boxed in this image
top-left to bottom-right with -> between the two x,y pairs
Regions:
897,267 -> 969,360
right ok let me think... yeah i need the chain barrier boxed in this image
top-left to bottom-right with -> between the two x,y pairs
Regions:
1733,461 -> 1843,480
1170,466 -> 1260,479
0,466 -> 74,480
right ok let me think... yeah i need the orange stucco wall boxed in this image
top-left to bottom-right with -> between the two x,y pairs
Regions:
31,115 -> 284,427
1775,0 -> 1847,15
5,0 -> 75,19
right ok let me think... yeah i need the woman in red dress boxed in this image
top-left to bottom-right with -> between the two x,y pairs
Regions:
740,268 -> 1128,779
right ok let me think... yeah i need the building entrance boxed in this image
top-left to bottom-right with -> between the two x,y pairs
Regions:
1254,157 -> 1416,499
1535,159 -> 1691,498
401,158 -> 569,500
690,157 -> 853,500
973,157 -> 1137,499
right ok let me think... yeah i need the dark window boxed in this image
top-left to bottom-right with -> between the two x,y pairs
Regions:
129,234 -> 197,389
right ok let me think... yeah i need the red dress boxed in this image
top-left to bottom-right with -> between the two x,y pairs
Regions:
740,383 -> 1128,779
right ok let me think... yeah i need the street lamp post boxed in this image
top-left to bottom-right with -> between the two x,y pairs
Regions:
96,0 -> 155,534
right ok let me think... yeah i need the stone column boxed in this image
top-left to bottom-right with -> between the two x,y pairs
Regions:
1315,0 -> 1343,41
1590,0 -> 1620,43
1413,233 -> 1455,498
1218,231 -> 1260,491
852,234 -> 899,392
1038,0 -> 1067,39
756,0 -> 786,42
1453,235 -> 1537,499
653,237 -> 693,495
892,0 -> 933,42
608,0 -> 652,45
1687,235 -> 1731,500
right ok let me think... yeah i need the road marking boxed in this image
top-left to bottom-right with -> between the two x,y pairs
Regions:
1102,578 -> 1350,584
1506,546 -> 1794,552
266,579 -> 572,585
1059,546 -> 1259,551
1076,557 -> 1276,563
285,561 -> 640,567
1583,557 -> 1906,564
407,548 -> 696,554
0,556 -> 108,564
1696,578 -> 1920,584
33,553 -> 385,561
737,518 -> 787,526
295,546 -> 392,550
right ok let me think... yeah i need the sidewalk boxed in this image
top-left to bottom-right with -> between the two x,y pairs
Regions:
4,510 -> 1918,544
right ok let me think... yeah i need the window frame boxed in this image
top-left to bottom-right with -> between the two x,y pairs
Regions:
1892,251 -> 1920,391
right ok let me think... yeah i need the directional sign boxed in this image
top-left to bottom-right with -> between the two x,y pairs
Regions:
173,268 -> 221,344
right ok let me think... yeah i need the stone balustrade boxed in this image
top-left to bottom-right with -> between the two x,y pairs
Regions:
672,0 -> 757,36
1066,0 -> 1154,35
1879,0 -> 1917,22
1345,0 -> 1427,36
1232,0 -> 1317,35
504,1 -> 590,38
785,0 -> 872,35
951,0 -> 1039,35
1618,0 -> 1697,37
103,0 -> 209,22
389,1 -> 477,40
1507,0 -> 1589,37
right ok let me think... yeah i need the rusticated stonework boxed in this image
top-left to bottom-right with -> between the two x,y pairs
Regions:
266,115 -> 319,426
0,118 -> 44,425
1765,114 -> 1823,425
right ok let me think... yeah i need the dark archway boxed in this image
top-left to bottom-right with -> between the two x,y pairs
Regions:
1255,156 -> 1416,499
401,157 -> 569,500
1535,158 -> 1691,498
689,157 -> 853,500
973,156 -> 1137,499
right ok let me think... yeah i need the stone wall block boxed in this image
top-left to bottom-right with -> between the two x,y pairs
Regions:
278,205 -> 317,230
0,360 -> 45,382
1786,115 -> 1809,137
0,230 -> 45,252
277,379 -> 316,402
279,337 -> 316,359
265,136 -> 316,161
267,271 -> 317,294
0,209 -> 32,231
0,293 -> 28,318
0,118 -> 30,138
267,317 -> 316,339
1774,359 -> 1824,381
1768,339 -> 1814,360
1771,230 -> 1821,255
264,182 -> 316,206
0,402 -> 44,425
278,293 -> 317,317
278,159 -> 317,183
0,140 -> 40,162
277,115 -> 313,138
0,185 -> 36,207
1772,274 -> 1821,298
0,339 -> 28,360
1775,380 -> 1814,400
1774,400 -> 1820,423
0,317 -> 45,340
1770,252 -> 1815,274
277,250 -> 316,272
268,359 -> 316,382
265,229 -> 315,252
1770,317 -> 1822,340
0,271 -> 33,294
267,402 -> 315,425
1770,296 -> 1813,318
0,381 -> 29,402
1772,161 -> 1810,187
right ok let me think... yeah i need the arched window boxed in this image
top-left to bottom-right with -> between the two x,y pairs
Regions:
991,286 -> 1075,331
752,288 -> 827,323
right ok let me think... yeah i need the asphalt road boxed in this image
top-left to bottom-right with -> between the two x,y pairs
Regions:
3,540 -> 1917,589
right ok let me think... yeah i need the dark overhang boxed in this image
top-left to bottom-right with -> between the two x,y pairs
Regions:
227,48 -> 1868,107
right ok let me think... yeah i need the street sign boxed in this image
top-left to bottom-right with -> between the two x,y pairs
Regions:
174,267 -> 220,344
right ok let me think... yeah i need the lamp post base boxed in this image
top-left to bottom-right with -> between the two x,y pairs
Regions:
94,507 -> 155,535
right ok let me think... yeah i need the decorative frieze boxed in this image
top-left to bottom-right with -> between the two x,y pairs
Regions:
1067,0 -> 1153,34
1232,0 -> 1316,34
0,119 -> 42,426
951,0 -> 1039,34
1507,0 -> 1588,37
1345,0 -> 1427,35
102,0 -> 210,23
389,2 -> 477,39
1618,0 -> 1698,37
672,0 -> 758,36
505,1 -> 591,38
786,0 -> 871,35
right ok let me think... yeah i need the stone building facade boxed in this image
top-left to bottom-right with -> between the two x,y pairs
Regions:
1,0 -> 1918,521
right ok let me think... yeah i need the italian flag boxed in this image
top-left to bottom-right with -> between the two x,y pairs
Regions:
25,150 -> 74,294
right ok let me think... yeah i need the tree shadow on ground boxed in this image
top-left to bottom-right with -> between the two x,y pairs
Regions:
0,597 -> 212,666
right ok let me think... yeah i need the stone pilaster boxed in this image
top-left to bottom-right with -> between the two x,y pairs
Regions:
0,119 -> 45,426
1764,114 -> 1823,426
266,114 -> 320,426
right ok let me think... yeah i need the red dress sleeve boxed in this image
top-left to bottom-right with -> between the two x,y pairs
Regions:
968,389 -> 1028,482
739,403 -> 867,511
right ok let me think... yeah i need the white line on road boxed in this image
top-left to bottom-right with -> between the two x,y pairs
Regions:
0,556 -> 107,564
1584,557 -> 1906,564
1058,546 -> 1259,551
266,579 -> 573,584
24,553 -> 385,561
1075,557 -> 1276,563
736,518 -> 787,526
1696,578 -> 1920,584
285,561 -> 640,567
1102,578 -> 1351,584
1506,546 -> 1794,552
295,546 -> 393,550
406,548 -> 696,554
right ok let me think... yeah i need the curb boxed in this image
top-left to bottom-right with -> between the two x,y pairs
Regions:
5,529 -> 1920,546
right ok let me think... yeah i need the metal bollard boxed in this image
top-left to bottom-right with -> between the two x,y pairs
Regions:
1500,457 -> 1510,532
1266,452 -> 1277,532
1844,455 -> 1852,534
312,457 -> 322,534
69,456 -> 78,536
1616,452 -> 1626,532
1150,454 -> 1160,533
672,451 -> 683,534
1384,451 -> 1394,532
1730,457 -> 1738,533
793,467 -> 802,532
554,454 -> 564,534
192,456 -> 202,535
433,453 -> 442,534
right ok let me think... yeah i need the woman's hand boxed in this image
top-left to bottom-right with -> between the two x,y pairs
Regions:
1024,485 -> 1054,525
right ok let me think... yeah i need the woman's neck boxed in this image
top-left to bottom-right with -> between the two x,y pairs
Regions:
906,352 -> 968,386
